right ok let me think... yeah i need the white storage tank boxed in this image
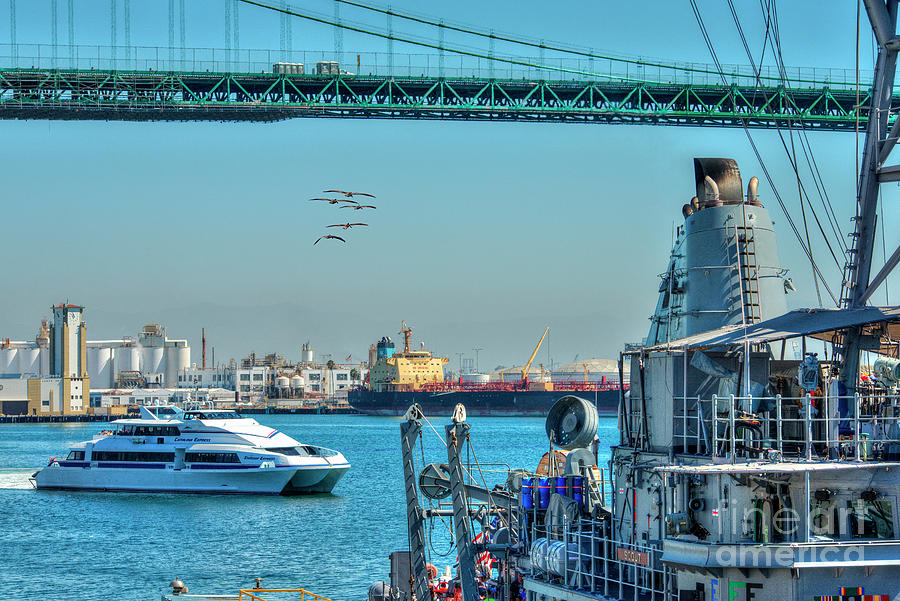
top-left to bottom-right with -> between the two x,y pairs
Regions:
290,375 -> 304,389
142,346 -> 165,375
88,347 -> 113,388
0,348 -> 18,374
116,346 -> 140,373
17,347 -> 41,375
461,373 -> 490,385
164,344 -> 190,387
276,376 -> 291,389
301,343 -> 314,364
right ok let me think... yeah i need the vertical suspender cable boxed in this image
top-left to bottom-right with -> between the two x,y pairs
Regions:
179,0 -> 186,63
67,0 -> 73,66
333,1 -> 342,61
386,5 -> 392,72
225,0 -> 232,59
110,0 -> 116,65
123,0 -> 130,67
232,0 -> 239,64
168,0 -> 174,66
51,0 -> 57,65
8,0 -> 15,65
279,0 -> 286,53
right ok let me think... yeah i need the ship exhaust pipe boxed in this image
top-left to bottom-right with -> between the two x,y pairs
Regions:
747,176 -> 761,206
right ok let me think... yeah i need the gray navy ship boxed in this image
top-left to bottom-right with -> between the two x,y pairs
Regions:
368,4 -> 900,591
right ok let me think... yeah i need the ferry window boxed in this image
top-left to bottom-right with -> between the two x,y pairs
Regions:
240,374 -> 250,381
309,373 -> 320,381
66,450 -> 85,460
253,373 -> 263,381
267,447 -> 300,456
185,452 -> 240,463
336,373 -> 348,381
847,497 -> 894,539
93,451 -> 174,462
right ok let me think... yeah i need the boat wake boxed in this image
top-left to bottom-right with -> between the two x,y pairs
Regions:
0,468 -> 37,490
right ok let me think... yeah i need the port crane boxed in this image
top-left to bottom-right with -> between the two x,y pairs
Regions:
520,327 -> 549,388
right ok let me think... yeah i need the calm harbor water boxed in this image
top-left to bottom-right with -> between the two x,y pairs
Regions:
0,414 -> 618,601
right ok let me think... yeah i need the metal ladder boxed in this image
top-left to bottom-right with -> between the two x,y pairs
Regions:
734,224 -> 762,325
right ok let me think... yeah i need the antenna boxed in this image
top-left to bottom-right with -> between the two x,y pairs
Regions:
472,347 -> 483,374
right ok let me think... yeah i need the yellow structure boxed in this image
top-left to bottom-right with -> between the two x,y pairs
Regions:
369,322 -> 448,392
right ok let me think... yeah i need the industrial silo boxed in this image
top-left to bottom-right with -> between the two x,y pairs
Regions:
164,343 -> 190,387
301,343 -> 314,364
117,345 -> 140,373
290,375 -> 304,391
17,347 -> 41,375
88,347 -> 113,388
142,346 -> 165,376
0,348 -> 18,374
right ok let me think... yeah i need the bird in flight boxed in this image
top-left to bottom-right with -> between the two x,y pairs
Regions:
323,190 -> 376,198
327,223 -> 368,230
310,197 -> 358,205
341,204 -> 376,210
314,235 -> 346,244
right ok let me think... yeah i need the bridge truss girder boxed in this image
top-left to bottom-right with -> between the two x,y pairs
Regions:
0,68 -> 879,128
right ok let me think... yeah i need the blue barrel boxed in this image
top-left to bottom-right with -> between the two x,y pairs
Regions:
521,477 -> 534,509
537,477 -> 551,509
572,476 -> 584,507
555,476 -> 567,497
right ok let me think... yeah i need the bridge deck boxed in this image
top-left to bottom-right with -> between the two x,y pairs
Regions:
0,68 -> 878,129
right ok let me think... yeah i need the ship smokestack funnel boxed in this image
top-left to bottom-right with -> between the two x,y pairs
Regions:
747,176 -> 761,206
694,158 -> 743,207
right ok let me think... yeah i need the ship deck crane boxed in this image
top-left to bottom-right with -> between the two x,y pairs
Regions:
521,327 -> 550,386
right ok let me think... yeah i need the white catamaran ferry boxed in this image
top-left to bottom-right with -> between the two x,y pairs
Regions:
33,406 -> 350,494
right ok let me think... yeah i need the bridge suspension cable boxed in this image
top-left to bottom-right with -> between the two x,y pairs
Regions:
238,0 -> 641,82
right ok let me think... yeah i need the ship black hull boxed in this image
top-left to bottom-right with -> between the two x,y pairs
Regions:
347,389 -> 621,417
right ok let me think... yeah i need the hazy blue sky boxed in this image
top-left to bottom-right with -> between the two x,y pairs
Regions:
0,1 -> 895,372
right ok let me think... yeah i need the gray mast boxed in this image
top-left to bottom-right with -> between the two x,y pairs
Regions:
841,0 -> 900,388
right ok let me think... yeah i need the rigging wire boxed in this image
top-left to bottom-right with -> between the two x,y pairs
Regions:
763,0 -> 844,286
691,0 -> 839,304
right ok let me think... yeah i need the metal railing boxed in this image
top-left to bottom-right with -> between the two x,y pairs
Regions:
237,589 -> 331,601
529,519 -> 671,601
0,42 -> 878,88
678,392 -> 900,462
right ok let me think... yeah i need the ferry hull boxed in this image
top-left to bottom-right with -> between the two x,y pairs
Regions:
33,464 -> 346,495
282,464 -> 351,494
348,389 -> 620,417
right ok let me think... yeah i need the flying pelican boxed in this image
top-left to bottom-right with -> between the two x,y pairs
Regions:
323,190 -> 376,198
314,235 -> 346,245
327,223 -> 368,230
340,204 -> 377,210
310,198 -> 358,205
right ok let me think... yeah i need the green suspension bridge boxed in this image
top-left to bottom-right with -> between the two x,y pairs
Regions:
0,0 -> 888,129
